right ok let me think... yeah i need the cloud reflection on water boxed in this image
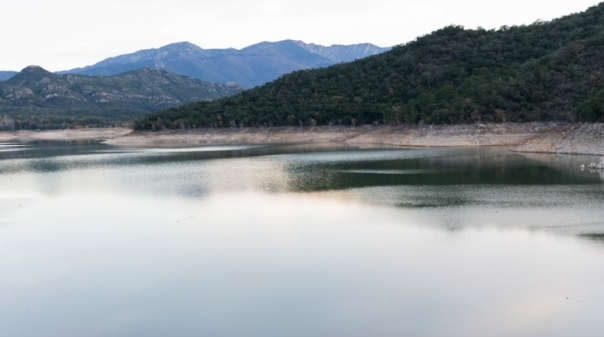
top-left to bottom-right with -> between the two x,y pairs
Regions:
0,138 -> 604,336
1,191 -> 604,336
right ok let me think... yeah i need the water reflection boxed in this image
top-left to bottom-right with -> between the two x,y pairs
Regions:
288,150 -> 602,192
581,233 -> 604,242
1,192 -> 604,337
1,142 -> 604,336
1,143 -> 603,230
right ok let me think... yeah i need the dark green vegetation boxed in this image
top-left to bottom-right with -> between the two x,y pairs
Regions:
135,4 -> 604,131
0,67 -> 241,130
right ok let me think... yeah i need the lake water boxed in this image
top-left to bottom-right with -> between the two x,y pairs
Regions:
1,141 -> 604,337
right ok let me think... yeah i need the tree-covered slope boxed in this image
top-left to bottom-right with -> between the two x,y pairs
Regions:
0,66 -> 242,129
135,3 -> 604,131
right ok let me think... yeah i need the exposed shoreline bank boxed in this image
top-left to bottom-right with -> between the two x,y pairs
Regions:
0,128 -> 132,143
1,123 -> 603,156
104,123 -> 604,156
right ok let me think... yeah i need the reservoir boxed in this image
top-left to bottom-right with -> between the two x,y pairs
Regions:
1,141 -> 603,337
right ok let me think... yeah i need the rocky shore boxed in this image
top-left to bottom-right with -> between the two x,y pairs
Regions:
512,123 -> 604,156
1,123 -> 603,156
103,123 -> 604,156
0,127 -> 131,143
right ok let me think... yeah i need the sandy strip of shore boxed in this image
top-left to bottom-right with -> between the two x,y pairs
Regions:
105,123 -> 542,147
2,123 -> 602,156
104,123 -> 604,155
0,128 -> 132,142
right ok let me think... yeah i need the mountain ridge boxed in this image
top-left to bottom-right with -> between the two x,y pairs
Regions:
61,40 -> 391,88
0,66 -> 242,129
0,71 -> 17,81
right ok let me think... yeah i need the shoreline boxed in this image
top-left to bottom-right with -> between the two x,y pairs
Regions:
104,123 -> 604,156
1,123 -> 603,156
0,127 -> 132,143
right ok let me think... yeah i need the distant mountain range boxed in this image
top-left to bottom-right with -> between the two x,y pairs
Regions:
0,39 -> 389,129
60,40 -> 391,88
0,71 -> 17,81
0,66 -> 242,129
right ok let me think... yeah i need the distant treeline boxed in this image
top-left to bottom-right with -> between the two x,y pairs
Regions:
134,3 -> 604,130
0,110 -> 132,131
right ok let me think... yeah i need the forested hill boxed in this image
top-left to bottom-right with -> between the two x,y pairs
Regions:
0,67 -> 241,130
135,3 -> 604,130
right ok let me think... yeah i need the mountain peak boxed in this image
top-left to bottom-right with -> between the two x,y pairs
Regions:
294,42 -> 391,63
162,41 -> 200,48
62,40 -> 391,87
20,65 -> 52,75
7,65 -> 56,86
159,41 -> 205,53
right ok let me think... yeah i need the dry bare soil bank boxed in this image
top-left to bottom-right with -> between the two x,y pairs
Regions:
104,123 -> 604,156
0,128 -> 131,143
1,124 -> 603,156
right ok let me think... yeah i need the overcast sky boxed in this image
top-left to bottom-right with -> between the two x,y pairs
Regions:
1,0 -> 601,71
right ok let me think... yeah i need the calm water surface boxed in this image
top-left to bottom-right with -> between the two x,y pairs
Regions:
1,141 -> 604,337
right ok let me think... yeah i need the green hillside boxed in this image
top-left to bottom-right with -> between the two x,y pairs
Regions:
135,3 -> 604,130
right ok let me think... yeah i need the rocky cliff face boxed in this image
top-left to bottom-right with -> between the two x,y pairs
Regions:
0,66 -> 242,112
